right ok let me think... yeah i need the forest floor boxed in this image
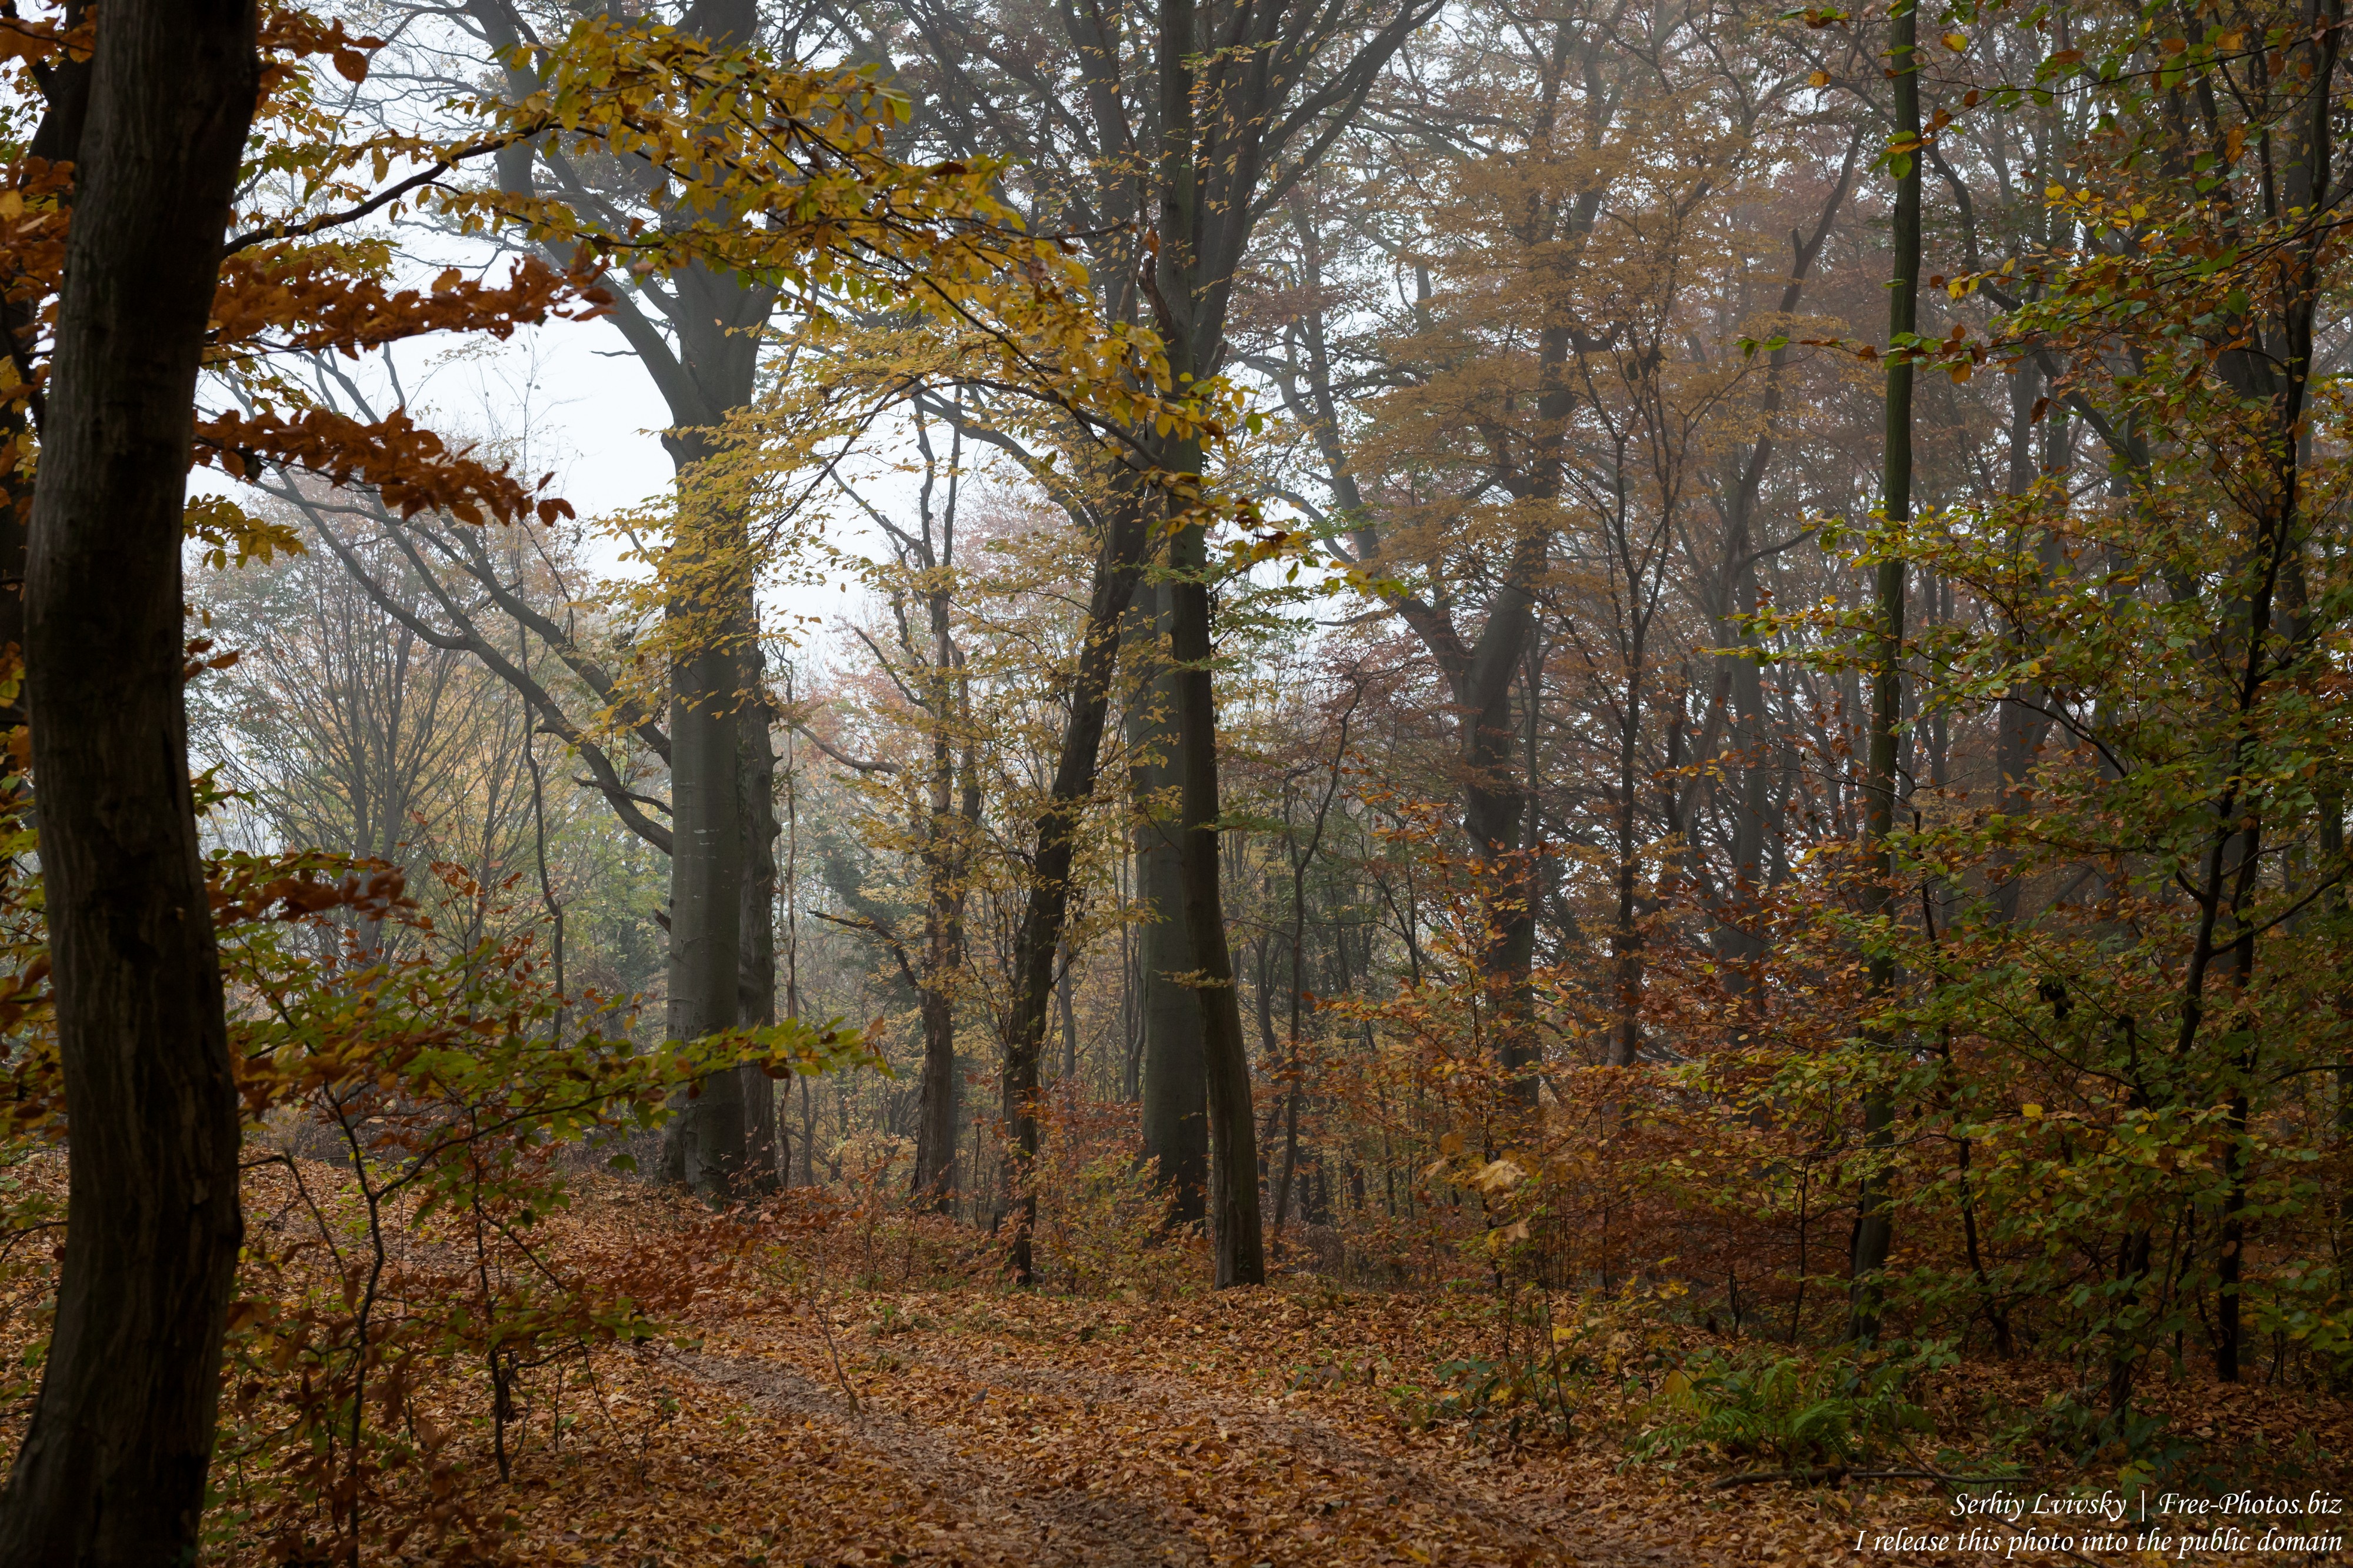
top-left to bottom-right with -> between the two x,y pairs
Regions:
479,1187 -> 2353,1568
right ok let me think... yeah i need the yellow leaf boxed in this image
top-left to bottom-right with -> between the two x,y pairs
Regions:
1941,31 -> 1968,51
2022,1103 -> 2044,1119
1472,1157 -> 1527,1193
1808,68 -> 1830,86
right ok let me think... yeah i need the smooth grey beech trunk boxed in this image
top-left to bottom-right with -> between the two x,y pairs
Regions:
650,251 -> 778,1200
1128,575 -> 1208,1224
0,0 -> 258,1558
658,4 -> 773,1203
668,589 -> 748,1184
738,659 -> 785,1187
461,0 -> 784,1198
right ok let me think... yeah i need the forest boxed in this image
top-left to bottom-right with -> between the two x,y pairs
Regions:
0,0 -> 2348,1560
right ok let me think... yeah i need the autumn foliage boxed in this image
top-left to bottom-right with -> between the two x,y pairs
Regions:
2,0 -> 2353,1559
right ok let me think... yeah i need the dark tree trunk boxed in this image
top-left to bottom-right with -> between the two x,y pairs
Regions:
1849,0 -> 1921,1349
654,252 -> 769,1197
673,3 -> 781,1186
1130,575 -> 1208,1223
472,0 -> 782,1200
1457,556 -> 1542,1100
1154,0 -> 1264,1289
0,6 -> 91,726
0,0 -> 258,1558
1001,495 -> 1153,1282
666,613 -> 746,1189
1169,495 -> 1264,1288
911,769 -> 966,1215
911,975 -> 959,1209
911,538 -> 976,1209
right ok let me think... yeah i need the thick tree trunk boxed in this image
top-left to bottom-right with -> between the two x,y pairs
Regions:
0,9 -> 91,725
655,249 -> 768,1198
1458,574 -> 1541,1100
1129,574 -> 1209,1223
1169,501 -> 1265,1287
668,622 -> 746,1190
1848,0 -> 1920,1348
0,0 -> 257,1558
910,979 -> 959,1207
738,663 -> 782,1192
1152,0 -> 1261,1281
911,789 -> 964,1212
476,0 -> 784,1195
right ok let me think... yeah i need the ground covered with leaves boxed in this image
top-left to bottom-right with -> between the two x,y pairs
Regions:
238,1180 -> 2345,1568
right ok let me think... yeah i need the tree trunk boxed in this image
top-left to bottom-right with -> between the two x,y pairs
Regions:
654,247 -> 768,1197
1056,939 -> 1079,1083
1992,363 -> 2056,925
1609,672 -> 1644,1069
1459,578 -> 1541,1101
910,980 -> 959,1210
1848,0 -> 1921,1349
907,540 -> 975,1209
0,0 -> 257,1557
668,616 -> 746,1190
1155,0 -> 1262,1281
1169,498 -> 1265,1287
0,10 -> 90,729
1000,491 -> 1154,1282
911,959 -> 959,1209
738,661 -> 782,1192
1130,575 -> 1209,1222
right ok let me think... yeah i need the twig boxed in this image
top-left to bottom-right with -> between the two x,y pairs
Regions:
806,1270 -> 862,1419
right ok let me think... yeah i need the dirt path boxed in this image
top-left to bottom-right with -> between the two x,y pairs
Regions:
482,1210 -> 2308,1568
685,1352 -> 1208,1566
676,1311 -> 1689,1567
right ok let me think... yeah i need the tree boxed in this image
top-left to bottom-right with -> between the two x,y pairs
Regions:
1261,0 -> 1835,1103
0,0 -> 260,1555
852,0 -> 1432,1279
1847,0 -> 1922,1350
355,0 -> 1210,1200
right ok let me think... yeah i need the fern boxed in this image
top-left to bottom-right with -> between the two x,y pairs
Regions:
1635,1342 -> 1948,1470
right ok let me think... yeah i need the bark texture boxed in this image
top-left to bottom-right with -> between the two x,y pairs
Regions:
1128,575 -> 1209,1223
0,0 -> 258,1557
654,258 -> 771,1197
